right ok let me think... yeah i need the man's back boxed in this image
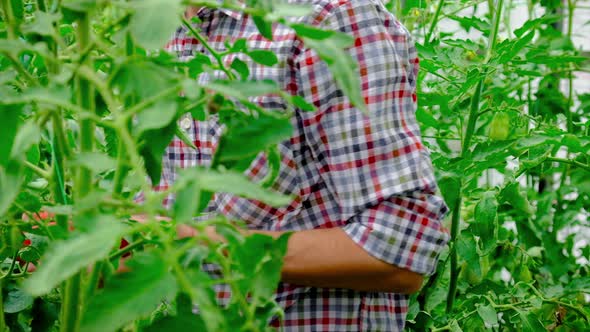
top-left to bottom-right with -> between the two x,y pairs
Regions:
162,1 -> 449,330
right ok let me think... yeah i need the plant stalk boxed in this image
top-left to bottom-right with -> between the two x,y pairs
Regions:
51,113 -> 70,231
0,0 -> 16,39
111,33 -> 135,197
566,0 -> 574,133
446,196 -> 462,313
0,280 -> 5,332
425,0 -> 445,43
37,0 -> 47,11
61,11 -> 95,332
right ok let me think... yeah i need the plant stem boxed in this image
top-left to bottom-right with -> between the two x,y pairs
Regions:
485,0 -> 504,63
461,79 -> 484,157
83,260 -> 104,301
425,0 -> 444,43
566,0 -> 574,133
112,33 -> 135,197
0,280 -> 5,332
61,11 -> 94,332
51,112 -> 70,231
445,195 -> 462,313
546,157 -> 590,173
0,0 -> 16,39
37,0 -> 47,11
181,16 -> 236,80
108,239 -> 147,260
24,160 -> 51,179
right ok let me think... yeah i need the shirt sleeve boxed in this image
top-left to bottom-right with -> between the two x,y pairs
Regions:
295,1 -> 449,275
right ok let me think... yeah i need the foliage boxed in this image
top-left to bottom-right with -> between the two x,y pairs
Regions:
391,0 -> 590,331
0,0 -> 589,332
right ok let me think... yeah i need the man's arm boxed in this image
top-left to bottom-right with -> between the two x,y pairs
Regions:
177,224 -> 422,293
259,228 -> 424,294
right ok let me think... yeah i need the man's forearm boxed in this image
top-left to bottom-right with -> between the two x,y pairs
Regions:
252,227 -> 424,294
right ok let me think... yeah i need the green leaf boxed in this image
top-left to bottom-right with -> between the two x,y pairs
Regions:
10,0 -> 24,22
143,293 -> 206,332
214,112 -> 292,165
173,180 -> 201,223
70,152 -> 117,174
138,121 -> 177,185
437,173 -> 461,211
0,105 -> 21,167
81,252 -> 178,332
112,61 -> 177,99
253,16 -> 273,40
268,3 -> 313,19
477,304 -> 498,328
231,58 -> 250,80
500,182 -> 534,215
300,33 -> 367,113
290,24 -> 335,40
61,0 -> 105,12
130,0 -> 182,49
248,50 -> 278,66
289,95 -> 315,112
448,15 -> 490,33
174,126 -> 197,150
23,216 -> 127,296
206,80 -> 280,99
473,191 -> 498,253
449,319 -> 463,332
135,100 -> 178,133
3,284 -> 34,314
0,162 -> 24,217
496,31 -> 535,64
180,168 -> 293,207
457,231 -> 482,285
10,121 -> 40,161
232,233 -> 291,305
261,146 -> 281,188
30,298 -> 58,332
517,310 -> 545,332
22,11 -> 61,37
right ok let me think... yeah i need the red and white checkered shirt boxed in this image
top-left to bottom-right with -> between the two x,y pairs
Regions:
158,1 -> 450,330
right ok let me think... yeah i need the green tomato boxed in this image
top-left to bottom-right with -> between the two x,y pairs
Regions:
488,112 -> 511,141
480,255 -> 490,277
460,262 -> 482,285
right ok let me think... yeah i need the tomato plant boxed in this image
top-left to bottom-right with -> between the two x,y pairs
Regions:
394,0 -> 590,330
0,0 -> 589,331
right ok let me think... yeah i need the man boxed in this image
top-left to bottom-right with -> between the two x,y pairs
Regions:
160,1 -> 450,330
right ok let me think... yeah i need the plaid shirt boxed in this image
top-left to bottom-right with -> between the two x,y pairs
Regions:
159,1 -> 450,330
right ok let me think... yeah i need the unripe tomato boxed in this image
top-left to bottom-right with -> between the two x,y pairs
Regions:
480,255 -> 490,277
489,112 -> 510,141
460,262 -> 482,285
465,50 -> 477,61
9,225 -> 24,253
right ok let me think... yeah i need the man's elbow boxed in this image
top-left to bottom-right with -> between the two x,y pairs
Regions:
383,269 -> 424,294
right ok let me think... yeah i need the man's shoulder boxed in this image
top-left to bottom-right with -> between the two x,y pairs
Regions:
287,0 -> 391,24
